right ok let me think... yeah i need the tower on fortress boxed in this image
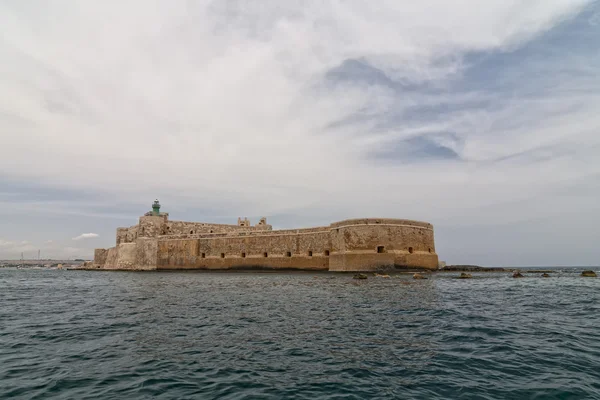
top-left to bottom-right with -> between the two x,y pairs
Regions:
152,199 -> 161,216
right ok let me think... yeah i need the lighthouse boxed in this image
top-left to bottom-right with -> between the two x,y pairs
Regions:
152,199 -> 161,216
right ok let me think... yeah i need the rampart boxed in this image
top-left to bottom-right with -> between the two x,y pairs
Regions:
91,204 -> 439,272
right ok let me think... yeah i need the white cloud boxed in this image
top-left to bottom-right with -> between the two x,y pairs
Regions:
0,1 -> 598,265
72,233 -> 99,241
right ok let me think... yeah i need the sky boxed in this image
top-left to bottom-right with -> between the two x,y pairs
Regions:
1,1 -> 599,266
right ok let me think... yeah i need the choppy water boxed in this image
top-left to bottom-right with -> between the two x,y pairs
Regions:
1,268 -> 599,399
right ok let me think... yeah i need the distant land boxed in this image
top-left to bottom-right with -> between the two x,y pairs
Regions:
0,259 -> 89,269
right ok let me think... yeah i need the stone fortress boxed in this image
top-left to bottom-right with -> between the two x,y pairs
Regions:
90,200 -> 439,271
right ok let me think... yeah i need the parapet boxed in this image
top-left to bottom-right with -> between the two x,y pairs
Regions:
329,218 -> 433,230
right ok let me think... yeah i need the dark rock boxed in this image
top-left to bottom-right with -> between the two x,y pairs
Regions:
541,273 -> 550,278
413,273 -> 427,280
457,273 -> 472,279
353,273 -> 368,280
581,270 -> 597,277
441,265 -> 507,272
512,272 -> 524,278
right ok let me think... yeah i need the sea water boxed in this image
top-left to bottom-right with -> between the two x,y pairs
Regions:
1,268 -> 599,399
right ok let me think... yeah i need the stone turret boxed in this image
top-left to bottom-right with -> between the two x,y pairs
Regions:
237,217 -> 250,227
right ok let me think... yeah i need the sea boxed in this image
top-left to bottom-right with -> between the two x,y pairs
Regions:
1,267 -> 599,399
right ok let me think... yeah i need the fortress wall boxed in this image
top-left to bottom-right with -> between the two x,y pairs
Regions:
329,219 -> 438,271
116,225 -> 139,244
136,238 -> 158,269
116,228 -> 128,245
157,230 -> 331,270
139,215 -> 168,238
100,243 -> 151,270
160,226 -> 330,241
104,246 -> 119,269
94,248 -> 108,266
164,220 -> 272,236
115,243 -> 138,269
329,218 -> 432,230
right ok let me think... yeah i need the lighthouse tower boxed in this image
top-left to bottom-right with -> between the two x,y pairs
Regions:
151,199 -> 161,216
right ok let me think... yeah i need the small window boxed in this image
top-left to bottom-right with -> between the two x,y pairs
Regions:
377,246 -> 385,253
286,251 -> 292,257
201,253 -> 206,258
308,250 -> 313,257
408,247 -> 414,254
428,248 -> 432,253
210,230 -> 213,233
241,252 -> 246,258
221,253 -> 225,258
263,252 -> 268,257
190,230 -> 194,234
324,250 -> 330,256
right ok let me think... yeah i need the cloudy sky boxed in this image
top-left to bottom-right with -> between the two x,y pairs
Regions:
1,1 -> 599,266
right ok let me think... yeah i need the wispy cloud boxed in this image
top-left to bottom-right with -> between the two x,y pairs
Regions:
72,233 -> 99,241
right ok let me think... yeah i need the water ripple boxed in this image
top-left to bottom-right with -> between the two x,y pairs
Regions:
1,269 -> 599,399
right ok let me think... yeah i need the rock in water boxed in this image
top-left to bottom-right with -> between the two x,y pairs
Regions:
541,273 -> 550,278
413,273 -> 427,280
512,272 -> 524,278
353,273 -> 368,280
581,270 -> 597,277
458,273 -> 472,279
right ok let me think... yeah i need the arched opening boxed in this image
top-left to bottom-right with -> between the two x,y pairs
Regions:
324,250 -> 330,256
377,246 -> 385,253
210,230 -> 213,233
308,250 -> 313,257
408,247 -> 414,254
190,230 -> 194,234
263,252 -> 268,257
221,253 -> 225,258
286,251 -> 292,257
241,252 -> 246,258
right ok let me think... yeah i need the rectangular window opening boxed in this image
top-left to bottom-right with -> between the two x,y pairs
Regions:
286,251 -> 292,257
263,252 -> 268,257
201,253 -> 206,258
324,250 -> 330,256
308,250 -> 313,257
241,252 -> 246,258
377,246 -> 385,253
221,253 -> 225,258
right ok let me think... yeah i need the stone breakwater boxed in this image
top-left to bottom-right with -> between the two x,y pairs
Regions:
88,203 -> 439,272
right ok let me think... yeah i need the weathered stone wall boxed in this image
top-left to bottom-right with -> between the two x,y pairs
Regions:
329,219 -> 438,271
95,242 -> 156,271
94,248 -> 108,265
117,225 -> 139,244
139,215 -> 168,238
157,230 -> 331,270
136,238 -> 158,269
163,220 -> 272,236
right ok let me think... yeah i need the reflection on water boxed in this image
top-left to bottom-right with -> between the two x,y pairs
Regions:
1,269 -> 599,399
